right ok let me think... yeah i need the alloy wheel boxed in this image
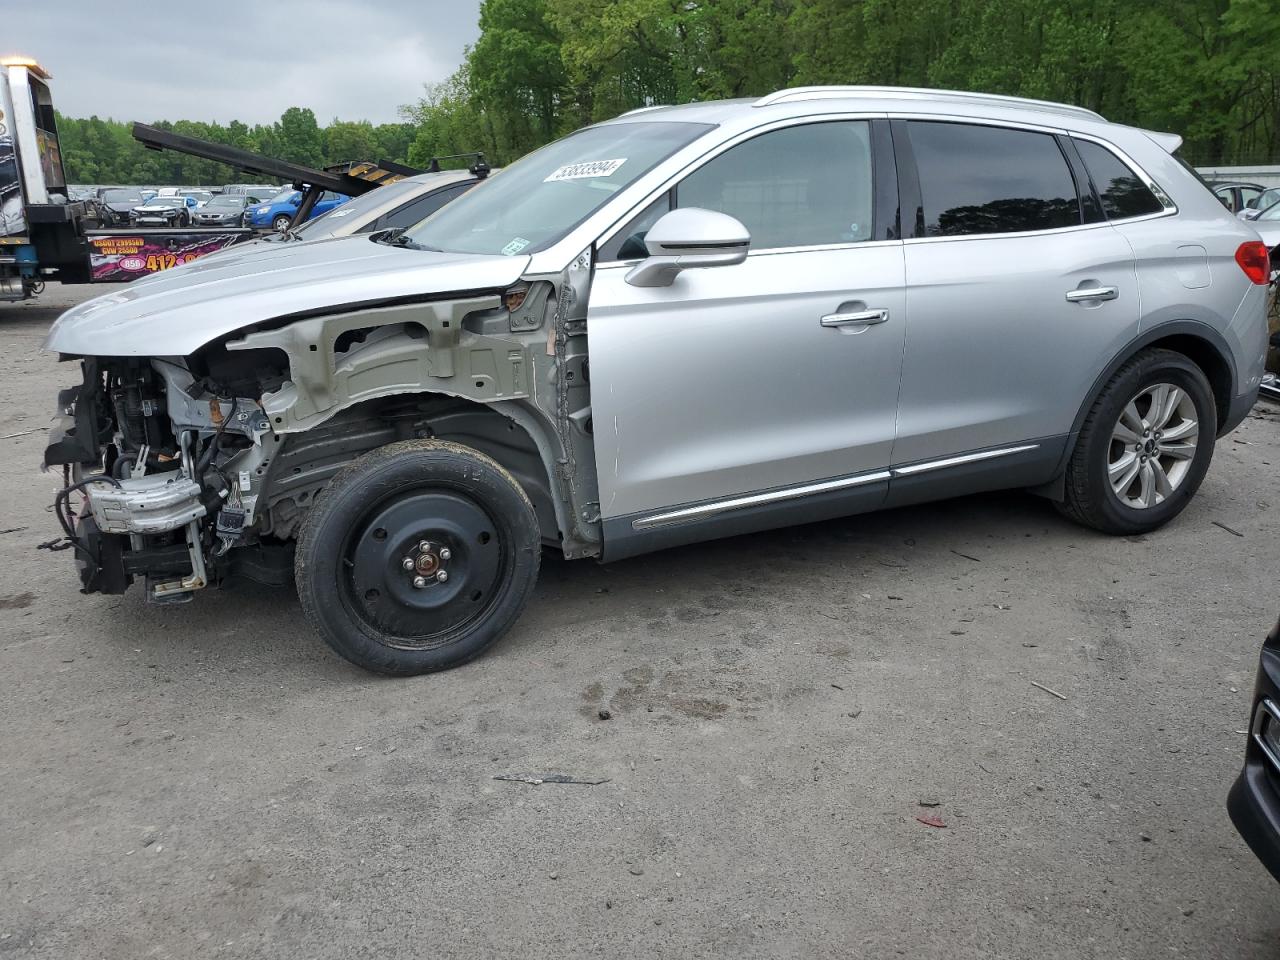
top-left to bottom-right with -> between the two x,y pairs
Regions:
1107,382 -> 1199,509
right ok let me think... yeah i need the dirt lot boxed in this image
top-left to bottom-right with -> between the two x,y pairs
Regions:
2,284 -> 1279,959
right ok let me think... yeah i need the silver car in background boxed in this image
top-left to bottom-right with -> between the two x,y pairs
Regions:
43,86 -> 1271,675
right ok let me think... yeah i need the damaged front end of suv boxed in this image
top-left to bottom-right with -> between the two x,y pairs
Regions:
42,234 -> 603,671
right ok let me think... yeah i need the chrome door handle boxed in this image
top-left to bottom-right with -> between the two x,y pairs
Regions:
821,308 -> 889,328
1065,286 -> 1119,303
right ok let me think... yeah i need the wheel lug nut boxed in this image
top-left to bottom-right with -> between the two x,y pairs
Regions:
401,557 -> 415,570
439,548 -> 452,561
418,540 -> 431,553
436,570 -> 449,583
412,575 -> 428,589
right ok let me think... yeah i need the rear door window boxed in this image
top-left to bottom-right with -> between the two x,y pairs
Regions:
1074,139 -> 1166,219
906,121 -> 1082,237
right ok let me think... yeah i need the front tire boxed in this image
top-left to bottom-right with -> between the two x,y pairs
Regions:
295,440 -> 541,675
272,214 -> 292,233
1058,348 -> 1216,535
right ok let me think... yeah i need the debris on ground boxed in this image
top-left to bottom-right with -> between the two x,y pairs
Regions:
915,815 -> 947,828
1031,680 -> 1069,701
1211,521 -> 1245,538
493,774 -> 611,786
950,549 -> 981,562
597,708 -> 612,721
918,798 -> 943,808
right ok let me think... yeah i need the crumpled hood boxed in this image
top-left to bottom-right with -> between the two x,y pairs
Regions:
45,235 -> 531,357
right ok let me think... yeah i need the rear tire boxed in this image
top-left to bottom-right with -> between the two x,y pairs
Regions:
295,440 -> 541,675
1058,348 -> 1216,535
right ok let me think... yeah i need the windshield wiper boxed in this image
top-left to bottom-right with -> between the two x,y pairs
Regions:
372,228 -> 440,252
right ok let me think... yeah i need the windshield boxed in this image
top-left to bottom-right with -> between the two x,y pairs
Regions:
293,177 -> 423,238
1258,200 -> 1280,222
102,189 -> 143,203
207,196 -> 244,208
268,190 -> 297,205
147,197 -> 185,207
404,121 -> 712,255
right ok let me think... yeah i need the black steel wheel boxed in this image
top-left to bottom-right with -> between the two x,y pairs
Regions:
296,440 -> 541,675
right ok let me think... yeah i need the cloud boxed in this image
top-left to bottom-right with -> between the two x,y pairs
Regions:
5,0 -> 481,125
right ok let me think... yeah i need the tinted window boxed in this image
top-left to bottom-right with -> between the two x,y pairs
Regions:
908,122 -> 1081,236
1074,140 -> 1165,219
677,121 -> 874,250
382,182 -> 474,229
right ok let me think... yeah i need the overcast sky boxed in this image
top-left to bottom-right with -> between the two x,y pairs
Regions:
6,1 -> 481,126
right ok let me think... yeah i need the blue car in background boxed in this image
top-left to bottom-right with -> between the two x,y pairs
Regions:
246,189 -> 349,233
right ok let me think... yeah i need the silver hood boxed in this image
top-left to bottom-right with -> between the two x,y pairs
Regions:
45,235 -> 531,357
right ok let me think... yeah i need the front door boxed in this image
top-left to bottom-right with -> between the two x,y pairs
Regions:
587,119 -> 907,540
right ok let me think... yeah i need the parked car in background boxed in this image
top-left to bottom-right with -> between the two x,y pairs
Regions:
1229,616 -> 1280,882
219,171 -> 483,258
222,183 -> 278,201
179,188 -> 214,207
95,187 -> 148,226
246,189 -> 349,232
193,193 -> 253,227
1254,199 -> 1280,249
1211,180 -> 1266,214
130,194 -> 197,226
42,87 -> 1270,675
1239,187 -> 1280,221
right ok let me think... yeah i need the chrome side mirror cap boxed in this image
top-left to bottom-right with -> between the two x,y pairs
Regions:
624,208 -> 750,288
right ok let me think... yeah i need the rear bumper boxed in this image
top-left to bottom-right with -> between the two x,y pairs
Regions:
1228,640 -> 1280,883
1220,385 -> 1260,436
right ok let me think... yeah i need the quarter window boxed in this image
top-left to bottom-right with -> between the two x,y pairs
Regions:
1074,140 -> 1165,219
675,121 -> 875,250
907,121 -> 1081,237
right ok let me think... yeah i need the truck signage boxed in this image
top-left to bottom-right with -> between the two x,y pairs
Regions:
87,230 -> 250,282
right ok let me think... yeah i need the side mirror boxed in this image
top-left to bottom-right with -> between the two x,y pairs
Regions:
624,207 -> 750,288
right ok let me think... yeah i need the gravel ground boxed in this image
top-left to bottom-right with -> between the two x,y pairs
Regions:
2,284 -> 1279,959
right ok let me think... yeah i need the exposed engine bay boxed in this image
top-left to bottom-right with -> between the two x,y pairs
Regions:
43,270 -> 602,604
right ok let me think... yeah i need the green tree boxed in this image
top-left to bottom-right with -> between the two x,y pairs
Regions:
277,106 -> 324,166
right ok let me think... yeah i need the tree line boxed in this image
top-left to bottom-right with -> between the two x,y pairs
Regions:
59,0 -> 1280,185
56,109 -> 417,186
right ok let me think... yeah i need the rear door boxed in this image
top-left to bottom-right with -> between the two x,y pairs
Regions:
893,119 -> 1139,471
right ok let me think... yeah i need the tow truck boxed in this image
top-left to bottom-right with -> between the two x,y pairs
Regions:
0,56 -> 438,302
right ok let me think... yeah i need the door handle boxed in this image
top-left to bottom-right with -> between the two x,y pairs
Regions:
821,308 -> 889,328
1065,286 -> 1119,303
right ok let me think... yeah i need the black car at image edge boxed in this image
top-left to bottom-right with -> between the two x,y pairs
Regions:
1228,617 -> 1280,882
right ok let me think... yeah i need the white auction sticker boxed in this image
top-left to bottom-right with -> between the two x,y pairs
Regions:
501,237 -> 531,256
544,158 -> 627,182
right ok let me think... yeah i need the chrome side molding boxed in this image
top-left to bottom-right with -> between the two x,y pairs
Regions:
632,444 -> 1040,530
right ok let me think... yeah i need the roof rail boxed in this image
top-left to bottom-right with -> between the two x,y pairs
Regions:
753,86 -> 1105,122
618,104 -> 670,118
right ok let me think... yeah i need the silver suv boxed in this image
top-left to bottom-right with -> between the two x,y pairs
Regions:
43,86 -> 1272,675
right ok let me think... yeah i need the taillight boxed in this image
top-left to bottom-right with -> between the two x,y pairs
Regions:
1235,241 -> 1271,285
